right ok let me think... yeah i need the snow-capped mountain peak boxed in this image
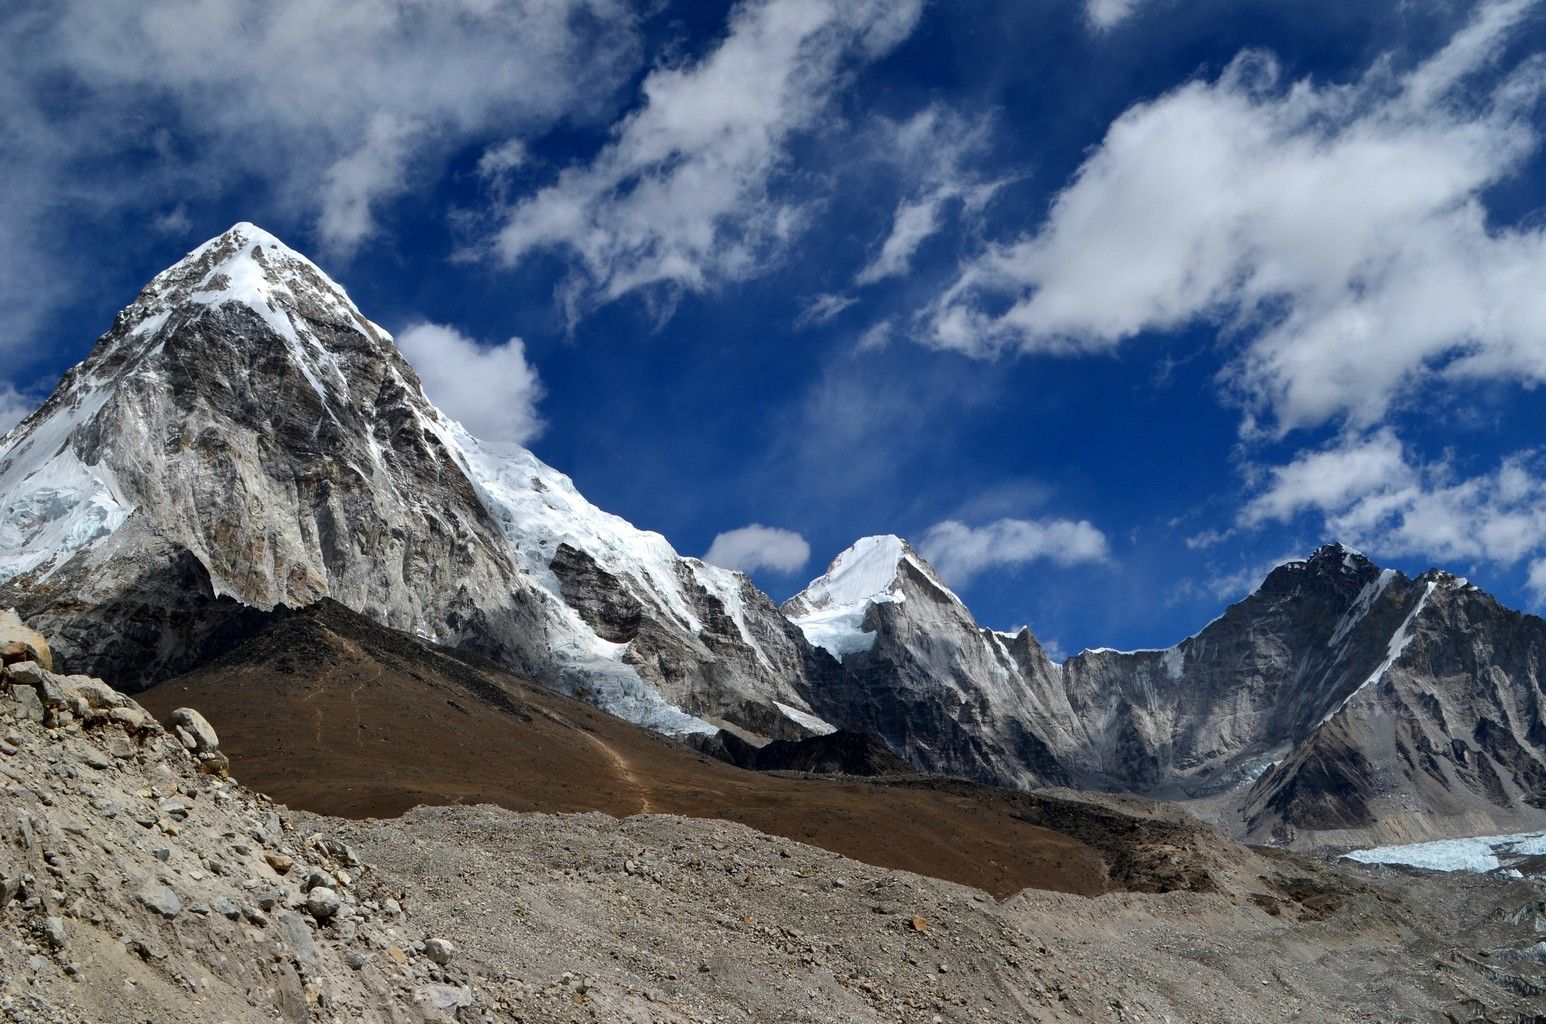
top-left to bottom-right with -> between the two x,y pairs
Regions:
0,225 -> 836,742
782,534 -> 951,658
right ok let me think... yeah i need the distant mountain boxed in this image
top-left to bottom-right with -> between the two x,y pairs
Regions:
0,224 -> 836,739
786,537 -> 1546,846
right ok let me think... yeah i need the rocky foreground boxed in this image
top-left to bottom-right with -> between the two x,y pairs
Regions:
0,617 -> 1542,1023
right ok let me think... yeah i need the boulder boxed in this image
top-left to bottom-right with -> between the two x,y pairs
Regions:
306,886 -> 340,921
0,609 -> 51,672
167,707 -> 220,753
65,676 -> 127,711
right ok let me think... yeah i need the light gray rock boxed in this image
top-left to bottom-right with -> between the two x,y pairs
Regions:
306,886 -> 340,921
423,937 -> 455,966
167,708 -> 218,753
136,885 -> 182,919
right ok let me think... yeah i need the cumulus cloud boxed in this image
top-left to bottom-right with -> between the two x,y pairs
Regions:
918,517 -> 1110,585
0,0 -> 640,358
927,0 -> 1546,435
395,322 -> 545,445
1242,431 -> 1546,571
704,525 -> 812,574
495,0 -> 924,320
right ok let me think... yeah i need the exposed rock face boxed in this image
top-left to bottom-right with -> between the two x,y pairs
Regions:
785,536 -> 1073,790
0,223 -> 832,738
694,728 -> 914,776
787,539 -> 1546,845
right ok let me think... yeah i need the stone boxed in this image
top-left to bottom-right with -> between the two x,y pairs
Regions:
423,937 -> 455,966
166,708 -> 219,753
415,985 -> 472,1012
0,611 -> 52,672
136,885 -> 182,919
42,916 -> 66,949
64,677 -> 124,711
264,851 -> 295,874
9,685 -> 44,724
276,911 -> 321,976
306,886 -> 340,921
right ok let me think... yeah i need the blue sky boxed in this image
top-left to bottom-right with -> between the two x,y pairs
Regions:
6,0 -> 1546,655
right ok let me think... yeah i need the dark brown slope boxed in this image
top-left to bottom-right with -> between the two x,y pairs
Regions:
140,600 -> 1249,900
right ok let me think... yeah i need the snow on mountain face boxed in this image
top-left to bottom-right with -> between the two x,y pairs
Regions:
784,535 -> 917,658
784,536 -> 1073,789
0,224 -> 833,739
786,539 -> 1546,847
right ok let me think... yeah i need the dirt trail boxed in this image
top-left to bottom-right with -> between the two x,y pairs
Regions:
546,708 -> 656,814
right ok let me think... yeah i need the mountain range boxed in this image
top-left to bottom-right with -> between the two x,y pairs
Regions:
1,223 -> 1541,849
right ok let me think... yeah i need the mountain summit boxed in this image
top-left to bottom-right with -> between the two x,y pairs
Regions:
0,224 -> 835,738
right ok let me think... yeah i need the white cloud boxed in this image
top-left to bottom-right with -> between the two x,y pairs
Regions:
1085,0 -> 1145,31
1528,558 -> 1546,602
796,292 -> 859,328
495,0 -> 924,319
395,322 -> 545,445
855,106 -> 1000,287
927,0 -> 1546,435
0,0 -> 640,359
1240,429 -> 1413,526
704,525 -> 812,574
918,517 -> 1110,585
0,383 -> 39,437
1242,431 -> 1546,570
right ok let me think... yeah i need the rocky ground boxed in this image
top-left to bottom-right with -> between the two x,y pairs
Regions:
1,615 -> 1544,1023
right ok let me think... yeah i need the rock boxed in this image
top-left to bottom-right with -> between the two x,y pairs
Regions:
7,663 -> 68,714
415,985 -> 472,1013
276,911 -> 321,976
65,677 -> 125,710
9,685 -> 44,724
166,708 -> 219,753
212,897 -> 239,920
302,867 -> 330,892
41,917 -> 66,949
264,852 -> 295,874
0,610 -> 52,672
305,886 -> 340,921
423,937 -> 455,966
136,885 -> 182,919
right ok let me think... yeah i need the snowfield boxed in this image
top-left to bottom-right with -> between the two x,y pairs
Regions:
1344,831 -> 1546,874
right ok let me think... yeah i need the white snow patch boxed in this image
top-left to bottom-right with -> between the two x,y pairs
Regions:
1160,645 -> 1185,680
1328,569 -> 1396,649
786,535 -> 916,660
1320,580 -> 1435,727
1344,831 -> 1546,874
773,701 -> 837,736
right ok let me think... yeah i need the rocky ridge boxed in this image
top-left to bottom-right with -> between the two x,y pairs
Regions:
787,539 -> 1546,846
0,615 -> 496,1023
